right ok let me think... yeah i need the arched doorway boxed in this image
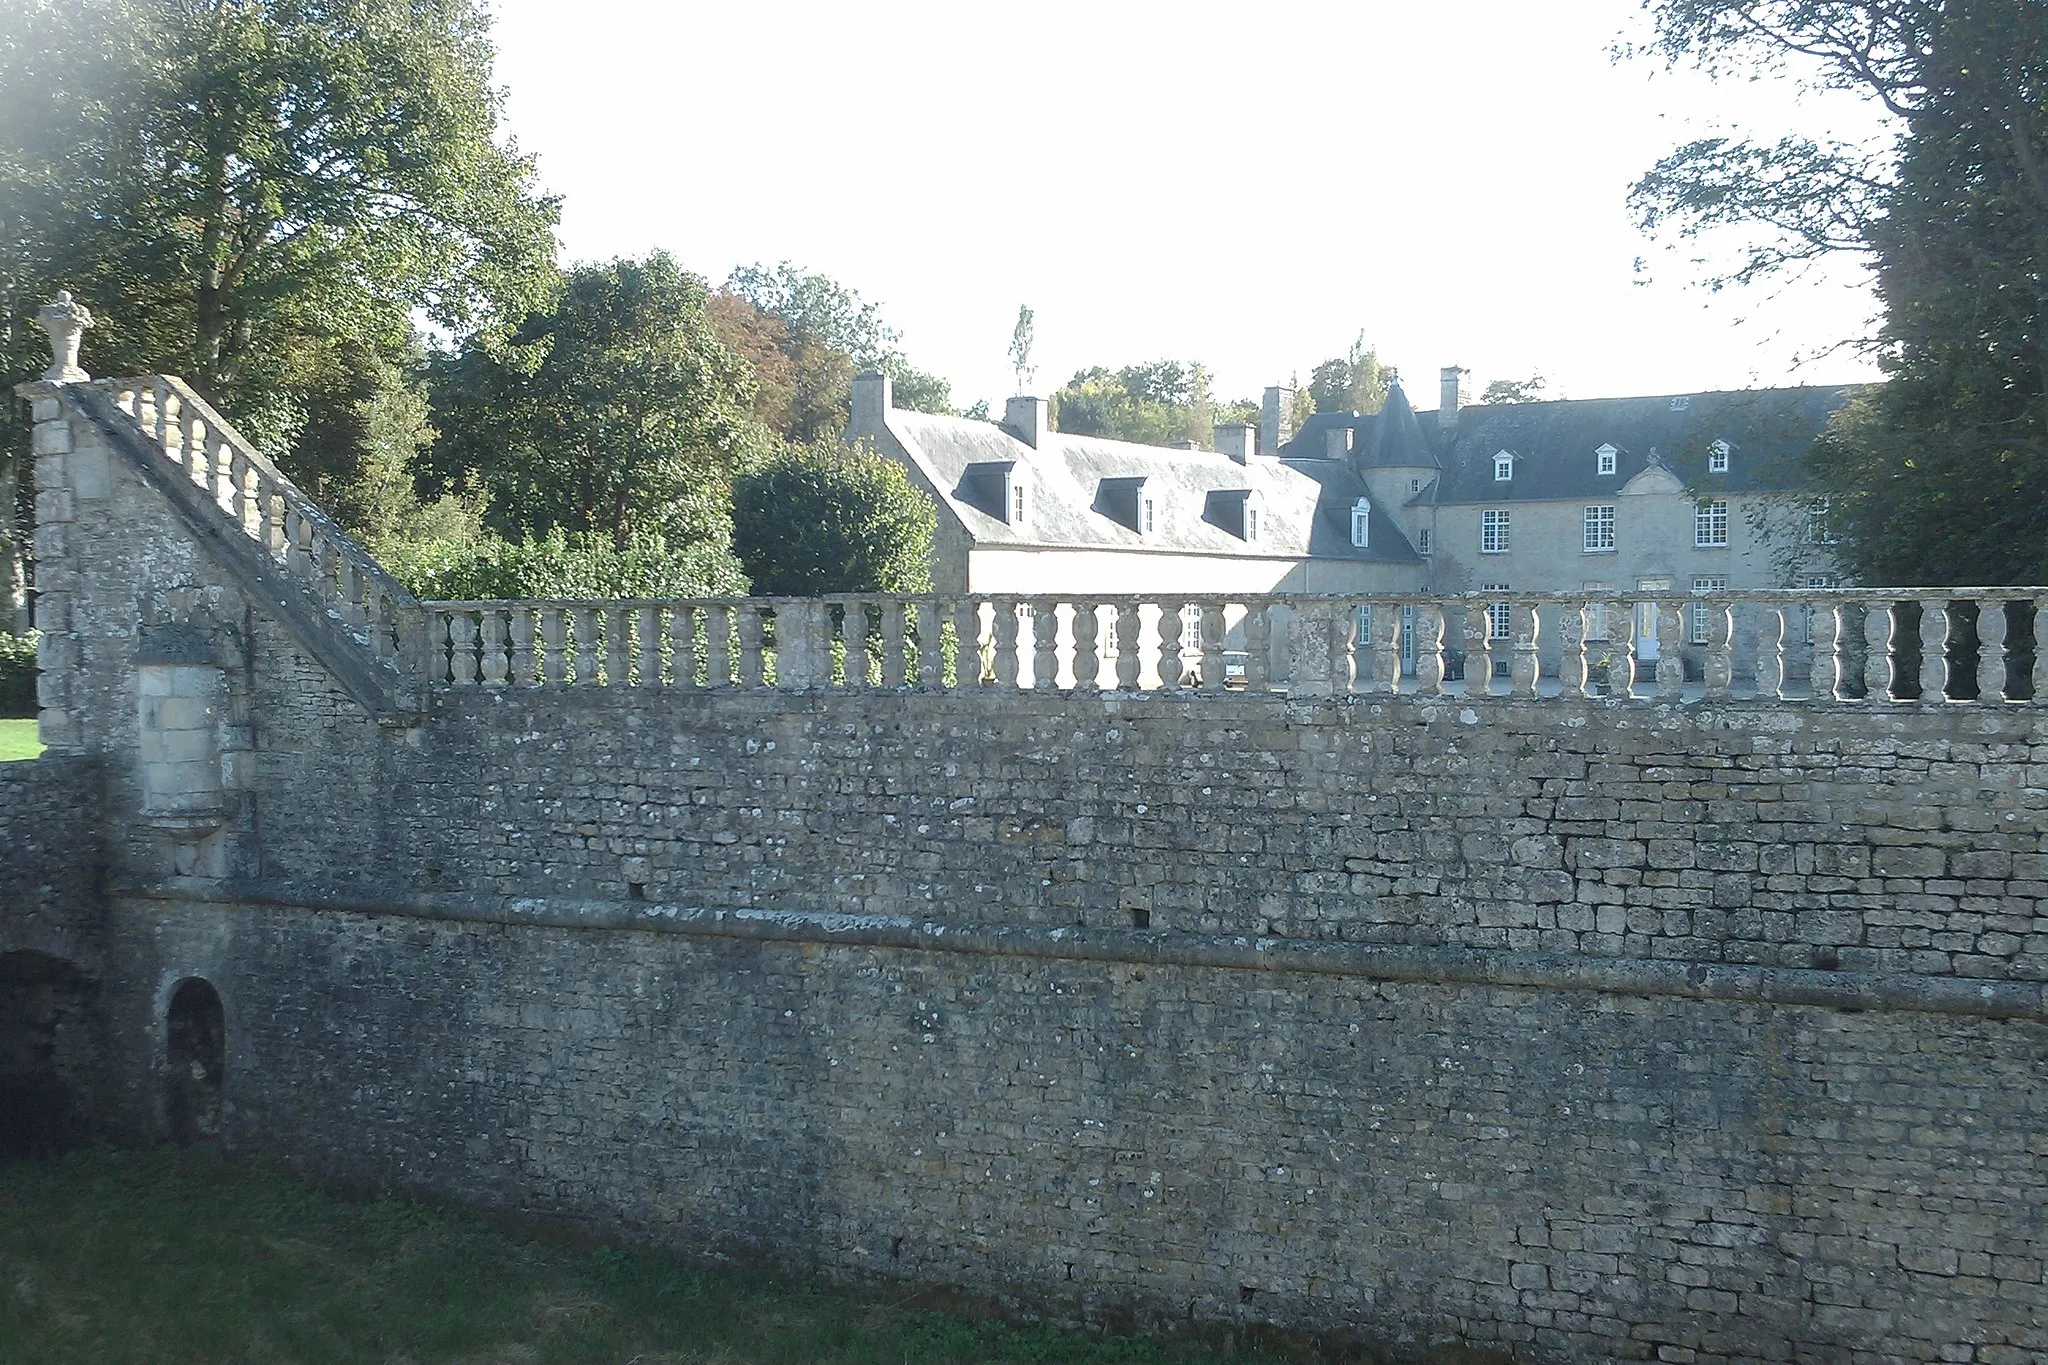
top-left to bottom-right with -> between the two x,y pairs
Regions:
0,950 -> 95,1158
166,978 -> 224,1144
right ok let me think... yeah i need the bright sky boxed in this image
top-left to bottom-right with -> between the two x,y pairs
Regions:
487,0 -> 1892,413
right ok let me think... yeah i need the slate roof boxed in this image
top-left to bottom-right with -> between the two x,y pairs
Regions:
884,410 -> 1423,564
1288,381 -> 1442,471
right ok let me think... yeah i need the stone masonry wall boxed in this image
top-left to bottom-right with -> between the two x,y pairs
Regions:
12,376 -> 2048,1363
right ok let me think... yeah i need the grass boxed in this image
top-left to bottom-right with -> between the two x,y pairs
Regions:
0,718 -> 39,762
0,1150 -> 1311,1365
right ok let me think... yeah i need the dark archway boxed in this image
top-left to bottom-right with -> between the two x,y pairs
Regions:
0,950 -> 96,1158
166,977 -> 224,1145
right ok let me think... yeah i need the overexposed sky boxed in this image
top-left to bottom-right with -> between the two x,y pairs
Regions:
487,0 -> 1892,413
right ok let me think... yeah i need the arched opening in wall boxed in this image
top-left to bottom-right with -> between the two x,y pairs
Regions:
0,950 -> 96,1158
166,977 -> 224,1145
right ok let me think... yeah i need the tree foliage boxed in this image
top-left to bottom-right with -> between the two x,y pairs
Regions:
1305,333 -> 1392,416
1050,361 -> 1214,446
724,262 -> 953,419
1481,375 -> 1553,405
424,254 -> 758,558
731,440 -> 935,596
382,526 -> 747,602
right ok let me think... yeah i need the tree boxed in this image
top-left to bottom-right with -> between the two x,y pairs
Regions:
1304,333 -> 1392,416
1481,375 -> 1552,405
731,440 -> 935,596
705,290 -> 853,445
1010,305 -> 1035,394
424,254 -> 759,568
724,262 -> 953,418
1050,360 -> 1214,446
0,0 -> 558,609
1629,0 -> 2048,585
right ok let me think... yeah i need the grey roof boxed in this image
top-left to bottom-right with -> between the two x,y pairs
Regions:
883,410 -> 1422,563
1424,385 -> 1857,505
1276,458 -> 1428,560
1285,380 -> 1442,471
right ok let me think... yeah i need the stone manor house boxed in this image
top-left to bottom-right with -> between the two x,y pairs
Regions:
853,366 -> 1853,679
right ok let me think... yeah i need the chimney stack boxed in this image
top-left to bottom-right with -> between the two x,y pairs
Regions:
1213,424 -> 1256,464
1004,394 -> 1048,448
1325,422 -> 1356,460
1439,366 -> 1469,431
850,370 -> 893,438
1260,385 -> 1297,454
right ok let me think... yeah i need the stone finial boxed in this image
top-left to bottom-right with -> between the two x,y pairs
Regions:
37,290 -> 93,382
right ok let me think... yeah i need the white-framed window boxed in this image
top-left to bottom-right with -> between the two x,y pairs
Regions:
1410,477 -> 1422,493
1583,581 -> 1611,641
1010,477 -> 1028,526
1493,451 -> 1514,481
1245,504 -> 1259,541
1806,496 -> 1834,544
1694,499 -> 1729,547
1690,575 -> 1727,644
1417,527 -> 1432,554
1803,574 -> 1835,590
1596,443 -> 1617,476
1482,584 -> 1512,641
1350,497 -> 1371,548
1708,440 -> 1730,474
1583,504 -> 1615,553
1481,508 -> 1510,554
1670,395 -> 1691,411
1142,495 -> 1156,535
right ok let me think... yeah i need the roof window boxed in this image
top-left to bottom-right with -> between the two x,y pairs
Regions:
1596,443 -> 1617,476
1350,497 -> 1371,548
1708,439 -> 1730,473
1493,452 -> 1514,481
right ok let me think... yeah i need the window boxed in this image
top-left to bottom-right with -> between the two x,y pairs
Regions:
1583,504 -> 1615,553
1417,527 -> 1432,554
1482,585 -> 1512,641
1805,496 -> 1834,544
1691,575 -> 1727,644
1694,499 -> 1729,547
1803,574 -> 1835,590
1245,505 -> 1259,541
1411,477 -> 1422,493
1708,440 -> 1730,474
1596,443 -> 1617,476
1350,497 -> 1371,548
1493,451 -> 1514,481
1481,509 -> 1510,554
1011,477 -> 1028,525
1670,395 -> 1691,411
1142,496 -> 1156,535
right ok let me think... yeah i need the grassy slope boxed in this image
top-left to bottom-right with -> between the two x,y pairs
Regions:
0,718 -> 39,762
0,1151 -> 1308,1365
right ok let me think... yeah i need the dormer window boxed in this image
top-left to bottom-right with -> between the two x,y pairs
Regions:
1708,439 -> 1730,473
1142,495 -> 1156,534
1493,452 -> 1514,481
1596,443 -> 1617,476
1245,504 -> 1259,541
1010,476 -> 1028,525
1350,497 -> 1371,548
1670,395 -> 1691,411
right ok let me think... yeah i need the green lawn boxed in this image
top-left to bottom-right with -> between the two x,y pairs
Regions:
0,717 -> 40,762
0,1151 -> 1312,1365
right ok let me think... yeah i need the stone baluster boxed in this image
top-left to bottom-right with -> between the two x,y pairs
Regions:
1702,598 -> 1734,700
1196,600 -> 1227,691
540,607 -> 567,685
593,606 -> 621,686
1558,601 -> 1589,698
283,508 -> 309,576
1976,597 -> 2008,703
839,599 -> 868,688
700,604 -> 728,687
226,445 -> 251,534
1071,601 -> 1100,693
1917,598 -> 1948,701
178,409 -> 203,487
315,540 -> 341,612
1367,601 -> 1400,695
1754,606 -> 1786,699
913,601 -> 942,690
2034,598 -> 2048,703
990,598 -> 1021,689
510,608 -> 537,686
1245,602 -> 1275,691
1863,599 -> 1895,702
565,607 -> 594,684
1413,603 -> 1447,694
1510,601 -> 1541,697
737,606 -> 765,687
1114,600 -> 1142,691
951,598 -> 986,687
1325,600 -> 1358,695
1655,602 -> 1685,699
670,605 -> 698,689
1032,600 -> 1061,691
1156,601 -> 1185,692
207,423 -> 234,513
635,606 -> 660,686
478,608 -> 508,685
364,587 -> 393,664
449,611 -> 478,686
1463,600 -> 1492,698
343,561 -> 369,632
880,599 -> 909,688
152,378 -> 173,458
1810,600 -> 1840,700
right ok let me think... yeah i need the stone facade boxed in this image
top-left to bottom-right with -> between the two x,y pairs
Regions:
6,367 -> 2048,1363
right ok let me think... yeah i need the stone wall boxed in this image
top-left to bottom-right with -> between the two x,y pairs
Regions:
10,373 -> 2048,1363
0,754 -> 106,967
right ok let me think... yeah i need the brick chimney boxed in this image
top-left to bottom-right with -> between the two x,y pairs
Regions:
1213,424 -> 1256,464
1260,386 -> 1297,454
1439,366 -> 1468,431
1004,395 -> 1048,448
850,370 -> 893,439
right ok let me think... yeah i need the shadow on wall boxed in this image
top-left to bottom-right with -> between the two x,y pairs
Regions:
166,978 -> 224,1145
0,950 -> 96,1158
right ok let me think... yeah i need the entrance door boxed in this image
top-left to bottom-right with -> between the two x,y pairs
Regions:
1636,579 -> 1670,663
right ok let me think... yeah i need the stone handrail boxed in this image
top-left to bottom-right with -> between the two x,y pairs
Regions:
419,589 -> 2048,703
100,376 -> 421,680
